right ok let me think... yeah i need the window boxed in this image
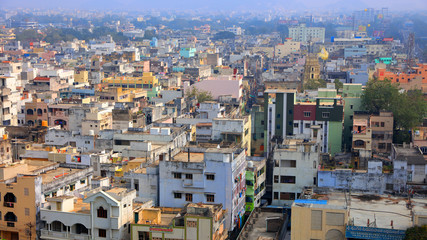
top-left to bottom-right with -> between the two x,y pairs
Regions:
280,192 -> 295,200
206,174 -> 215,180
280,176 -> 296,184
99,229 -> 107,238
293,123 -> 299,128
326,212 -> 344,226
281,160 -> 296,168
185,174 -> 193,179
206,194 -> 215,202
25,208 -> 29,216
24,188 -> 29,196
273,192 -> 279,200
274,175 -> 279,183
311,210 -> 322,230
277,114 -> 281,118
381,122 -> 385,127
276,125 -> 280,129
305,123 -> 311,128
173,172 -> 182,179
261,120 -> 264,125
350,105 -> 353,109
174,193 -> 182,199
322,112 -> 330,118
97,207 -> 107,218
185,193 -> 193,202
304,111 -> 311,117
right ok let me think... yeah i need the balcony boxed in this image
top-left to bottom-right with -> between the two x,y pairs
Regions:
40,229 -> 91,240
4,202 -> 14,208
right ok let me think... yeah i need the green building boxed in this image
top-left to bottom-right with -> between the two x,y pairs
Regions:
250,105 -> 265,156
245,157 -> 266,212
342,84 -> 364,152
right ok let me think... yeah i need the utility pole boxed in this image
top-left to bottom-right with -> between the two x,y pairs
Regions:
25,222 -> 34,240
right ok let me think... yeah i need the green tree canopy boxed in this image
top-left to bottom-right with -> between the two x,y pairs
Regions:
362,79 -> 427,131
304,78 -> 327,90
213,31 -> 235,40
186,87 -> 213,103
404,225 -> 427,240
334,79 -> 343,91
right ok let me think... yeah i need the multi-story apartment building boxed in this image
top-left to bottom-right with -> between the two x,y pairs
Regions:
0,127 -> 12,164
157,147 -> 247,231
264,89 -> 296,156
25,99 -> 49,127
40,188 -> 137,240
131,203 -> 228,240
0,76 -> 19,126
289,24 -> 325,43
211,117 -> 252,155
272,139 -> 319,206
245,157 -> 266,212
352,111 -> 393,161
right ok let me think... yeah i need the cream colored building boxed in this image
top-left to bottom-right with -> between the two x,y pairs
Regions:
40,188 -> 137,240
274,40 -> 301,58
131,203 -> 227,240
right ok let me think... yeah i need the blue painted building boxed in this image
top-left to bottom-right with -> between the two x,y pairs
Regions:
180,47 -> 196,58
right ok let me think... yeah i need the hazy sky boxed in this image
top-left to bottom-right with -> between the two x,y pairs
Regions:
2,0 -> 426,12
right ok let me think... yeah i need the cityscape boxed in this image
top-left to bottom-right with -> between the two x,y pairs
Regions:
0,1 -> 426,240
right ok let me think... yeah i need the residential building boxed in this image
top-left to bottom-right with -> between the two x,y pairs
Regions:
272,139 -> 319,206
289,24 -> 325,43
103,72 -> 159,90
130,203 -> 228,240
211,117 -> 251,155
342,84 -> 364,151
292,189 -> 427,240
0,76 -> 19,126
245,157 -> 266,212
40,188 -> 137,240
158,147 -> 247,230
274,40 -> 301,58
264,89 -> 296,156
303,55 -> 321,86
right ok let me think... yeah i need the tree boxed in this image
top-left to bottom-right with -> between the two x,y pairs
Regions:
213,31 -> 235,40
362,78 -> 427,142
334,79 -> 343,90
304,78 -> 326,90
186,87 -> 213,103
404,225 -> 427,240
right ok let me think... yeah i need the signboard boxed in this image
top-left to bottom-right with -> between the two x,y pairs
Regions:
345,226 -> 405,240
149,227 -> 173,232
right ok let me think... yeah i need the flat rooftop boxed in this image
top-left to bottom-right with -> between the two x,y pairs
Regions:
41,167 -> 82,184
298,191 -> 427,230
172,152 -> 204,163
246,211 -> 284,240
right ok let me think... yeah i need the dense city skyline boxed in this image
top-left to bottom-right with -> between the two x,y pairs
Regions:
2,0 -> 427,11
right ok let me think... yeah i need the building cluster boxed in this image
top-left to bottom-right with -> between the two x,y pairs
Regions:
0,6 -> 425,240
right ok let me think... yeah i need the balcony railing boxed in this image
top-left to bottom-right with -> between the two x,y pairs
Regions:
40,229 -> 91,240
4,202 -> 14,208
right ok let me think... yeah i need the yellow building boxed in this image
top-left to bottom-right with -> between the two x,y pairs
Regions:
0,174 -> 39,240
131,203 -> 227,240
74,69 -> 89,83
96,87 -> 147,103
291,199 -> 348,240
103,72 -> 158,89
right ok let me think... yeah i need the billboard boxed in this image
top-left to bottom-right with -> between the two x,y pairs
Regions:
345,226 -> 405,240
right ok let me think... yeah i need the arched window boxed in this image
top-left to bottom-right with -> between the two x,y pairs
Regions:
27,120 -> 34,126
37,109 -> 43,116
4,193 -> 16,207
97,206 -> 107,218
4,212 -> 17,222
26,109 -> 34,115
73,223 -> 89,234
51,221 -> 65,232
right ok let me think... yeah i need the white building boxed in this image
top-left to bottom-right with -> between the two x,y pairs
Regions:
40,188 -> 137,240
158,147 -> 247,231
0,76 -> 20,125
272,139 -> 319,206
289,24 -> 325,43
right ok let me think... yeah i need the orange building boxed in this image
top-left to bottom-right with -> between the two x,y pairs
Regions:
374,63 -> 427,93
